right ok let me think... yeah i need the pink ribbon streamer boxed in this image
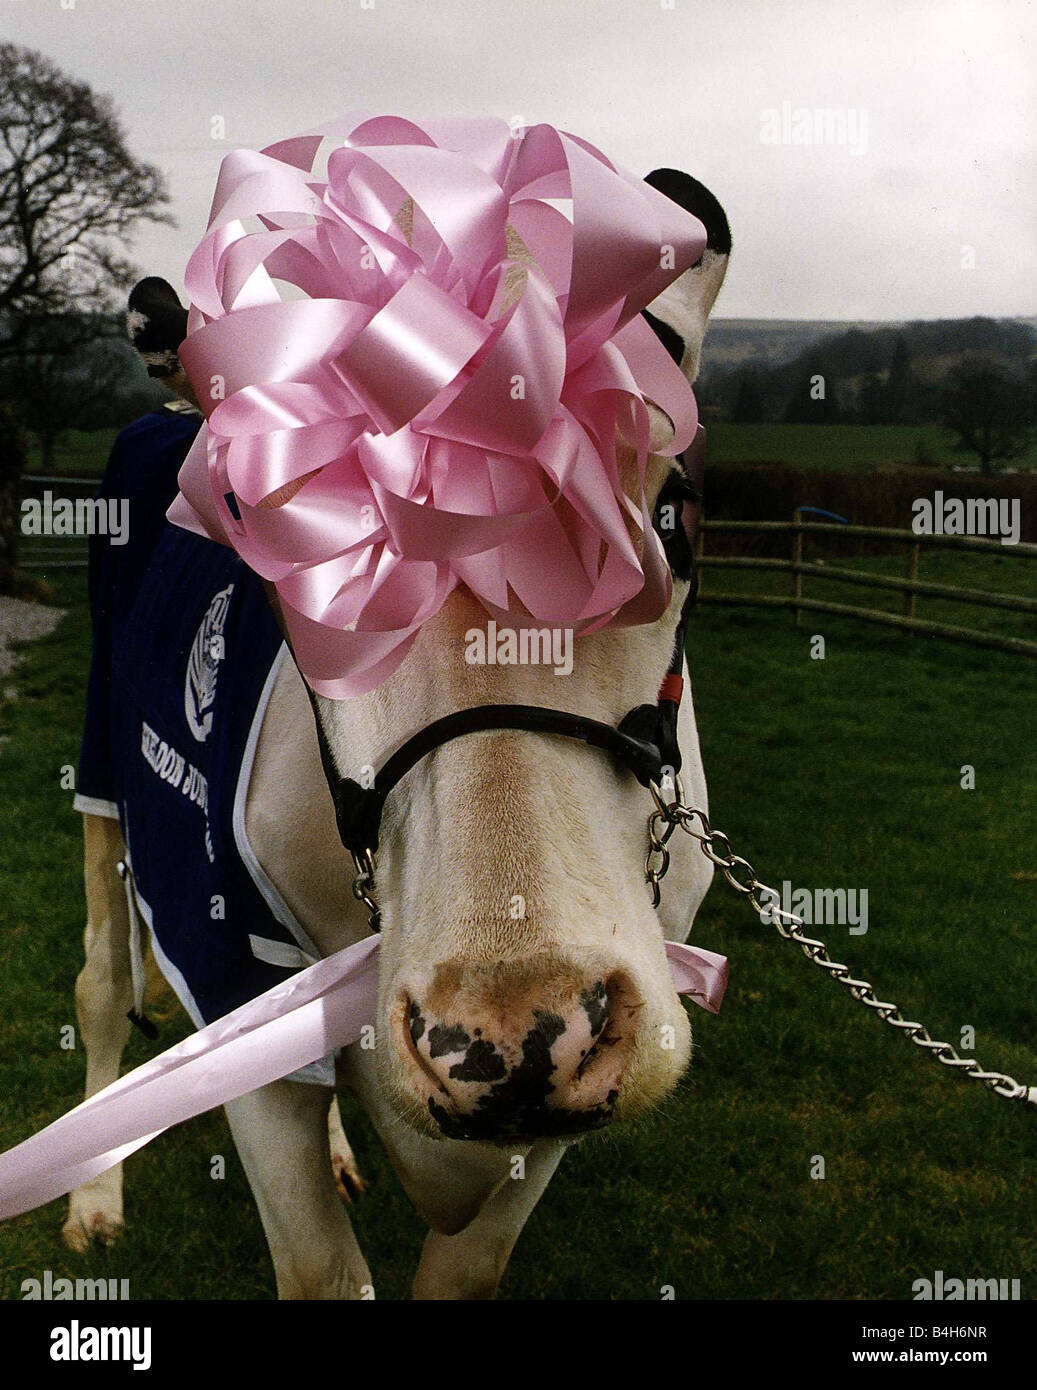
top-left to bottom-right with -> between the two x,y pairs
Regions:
0,938 -> 725,1222
168,114 -> 706,696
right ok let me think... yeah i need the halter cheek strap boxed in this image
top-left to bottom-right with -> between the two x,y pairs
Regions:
613,424 -> 703,791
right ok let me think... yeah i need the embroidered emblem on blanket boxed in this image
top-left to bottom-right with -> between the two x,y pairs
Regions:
185,582 -> 233,742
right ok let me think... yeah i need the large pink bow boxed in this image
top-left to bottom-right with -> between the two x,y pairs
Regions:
169,114 -> 705,697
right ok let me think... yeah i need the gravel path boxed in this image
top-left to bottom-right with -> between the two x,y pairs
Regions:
0,595 -> 65,681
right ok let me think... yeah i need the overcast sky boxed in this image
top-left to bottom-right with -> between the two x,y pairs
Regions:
4,0 -> 1034,321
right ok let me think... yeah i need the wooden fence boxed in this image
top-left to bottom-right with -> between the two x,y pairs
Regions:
18,475 -> 95,569
17,480 -> 1037,659
696,518 -> 1037,658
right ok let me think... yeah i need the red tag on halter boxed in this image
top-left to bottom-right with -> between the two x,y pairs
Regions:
658,674 -> 684,706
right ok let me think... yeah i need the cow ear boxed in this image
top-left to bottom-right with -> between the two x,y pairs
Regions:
642,169 -> 730,384
127,277 -> 188,379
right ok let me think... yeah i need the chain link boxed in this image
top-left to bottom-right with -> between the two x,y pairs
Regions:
350,849 -> 382,931
648,778 -> 1037,1110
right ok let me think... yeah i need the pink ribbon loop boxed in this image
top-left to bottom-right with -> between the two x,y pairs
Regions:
170,114 -> 707,699
0,937 -> 725,1223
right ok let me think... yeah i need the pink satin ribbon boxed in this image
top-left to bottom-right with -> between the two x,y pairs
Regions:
0,937 -> 726,1222
169,114 -> 706,697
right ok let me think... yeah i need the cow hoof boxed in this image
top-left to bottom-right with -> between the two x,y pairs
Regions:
331,1151 -> 367,1204
327,1098 -> 366,1203
62,1206 -> 125,1253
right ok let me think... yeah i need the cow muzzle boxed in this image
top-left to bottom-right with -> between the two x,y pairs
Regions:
389,957 -> 643,1141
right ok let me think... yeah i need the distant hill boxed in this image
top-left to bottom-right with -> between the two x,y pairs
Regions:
702,319 -> 897,371
697,316 -> 1037,427
702,316 -> 1037,374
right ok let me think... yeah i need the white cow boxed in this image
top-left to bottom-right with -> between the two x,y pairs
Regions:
62,168 -> 730,1299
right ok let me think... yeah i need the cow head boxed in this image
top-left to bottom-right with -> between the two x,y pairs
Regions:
126,276 -> 198,408
133,166 -> 729,1145
316,168 -> 730,1143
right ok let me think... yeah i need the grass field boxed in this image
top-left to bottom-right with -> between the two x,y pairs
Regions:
707,422 -> 1037,471
21,421 -> 1037,481
24,429 -> 121,479
1,561 -> 1035,1301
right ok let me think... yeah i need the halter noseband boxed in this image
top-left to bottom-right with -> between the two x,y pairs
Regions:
305,435 -> 704,931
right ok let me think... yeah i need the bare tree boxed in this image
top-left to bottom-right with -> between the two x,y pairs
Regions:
0,314 -> 134,470
0,42 -> 172,353
0,43 -> 174,590
941,355 -> 1033,476
0,399 -> 26,586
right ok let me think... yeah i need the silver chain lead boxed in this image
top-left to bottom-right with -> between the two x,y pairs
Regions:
648,777 -> 1037,1109
349,771 -> 1035,1107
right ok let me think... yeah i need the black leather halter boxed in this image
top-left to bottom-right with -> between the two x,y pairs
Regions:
306,436 -> 704,928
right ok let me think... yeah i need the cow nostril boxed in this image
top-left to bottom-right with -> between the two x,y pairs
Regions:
571,973 -> 635,1088
397,995 -> 452,1097
573,987 -> 610,1080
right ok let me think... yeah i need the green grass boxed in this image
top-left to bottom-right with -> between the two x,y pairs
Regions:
24,429 -> 120,478
1,567 -> 1035,1300
22,421 -> 1037,485
707,422 -> 1037,471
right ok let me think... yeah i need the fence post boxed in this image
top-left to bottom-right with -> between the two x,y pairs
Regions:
904,540 -> 920,626
792,511 -> 803,627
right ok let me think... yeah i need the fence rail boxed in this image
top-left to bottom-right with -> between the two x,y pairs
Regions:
703,556 -> 1037,614
17,474 -> 96,569
696,517 -> 1037,657
15,482 -> 1037,658
702,518 -> 1037,556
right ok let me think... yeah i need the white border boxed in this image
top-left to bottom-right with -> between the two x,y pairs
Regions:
232,643 -> 324,964
123,829 -> 206,1032
232,643 -> 335,1087
73,793 -> 119,819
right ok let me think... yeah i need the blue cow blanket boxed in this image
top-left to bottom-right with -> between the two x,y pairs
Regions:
76,406 -> 333,1083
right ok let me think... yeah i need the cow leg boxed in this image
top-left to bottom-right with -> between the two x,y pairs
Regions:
63,814 -> 134,1252
327,1095 -> 366,1203
224,1080 -> 373,1299
412,1140 -> 564,1301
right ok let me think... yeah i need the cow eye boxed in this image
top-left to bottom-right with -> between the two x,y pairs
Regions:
641,309 -> 685,367
652,468 -> 697,580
